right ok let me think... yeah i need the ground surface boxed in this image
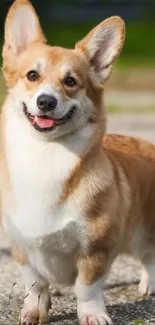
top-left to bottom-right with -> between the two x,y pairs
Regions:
0,113 -> 155,325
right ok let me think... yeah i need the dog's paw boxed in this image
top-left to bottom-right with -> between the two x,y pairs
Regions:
21,307 -> 48,325
21,307 -> 39,325
139,264 -> 155,296
80,313 -> 113,325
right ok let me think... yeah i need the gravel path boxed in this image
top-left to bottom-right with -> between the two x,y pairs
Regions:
1,113 -> 155,325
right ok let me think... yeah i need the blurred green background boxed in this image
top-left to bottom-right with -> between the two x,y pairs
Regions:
0,0 -> 155,112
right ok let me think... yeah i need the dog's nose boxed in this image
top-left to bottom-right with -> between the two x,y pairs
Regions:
37,94 -> 57,112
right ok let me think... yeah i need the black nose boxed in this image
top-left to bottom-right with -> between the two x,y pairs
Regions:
37,94 -> 57,112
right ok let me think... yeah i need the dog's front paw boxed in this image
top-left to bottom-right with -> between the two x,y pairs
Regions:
139,265 -> 155,296
21,307 -> 39,325
80,313 -> 113,325
21,307 -> 48,325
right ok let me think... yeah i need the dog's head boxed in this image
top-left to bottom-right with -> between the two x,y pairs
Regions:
2,0 -> 125,140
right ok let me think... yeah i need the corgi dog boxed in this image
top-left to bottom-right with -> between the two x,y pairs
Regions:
1,0 -> 155,324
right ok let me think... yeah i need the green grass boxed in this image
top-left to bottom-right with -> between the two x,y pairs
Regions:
131,321 -> 145,324
119,21 -> 155,67
107,104 -> 155,114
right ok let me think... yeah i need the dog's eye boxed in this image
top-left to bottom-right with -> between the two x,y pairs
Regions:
64,76 -> 76,87
26,70 -> 40,82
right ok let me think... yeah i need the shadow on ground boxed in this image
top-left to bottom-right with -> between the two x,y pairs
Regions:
48,297 -> 155,325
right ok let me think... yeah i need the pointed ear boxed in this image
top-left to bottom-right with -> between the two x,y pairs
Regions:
75,17 -> 125,87
3,0 -> 46,56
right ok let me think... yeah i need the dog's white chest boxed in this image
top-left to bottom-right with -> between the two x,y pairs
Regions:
4,114 -> 87,284
5,114 -> 83,237
6,144 -> 79,237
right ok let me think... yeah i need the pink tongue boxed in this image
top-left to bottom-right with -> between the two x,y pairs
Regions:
34,116 -> 55,129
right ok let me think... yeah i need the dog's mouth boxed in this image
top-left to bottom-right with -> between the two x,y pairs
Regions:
22,102 -> 76,132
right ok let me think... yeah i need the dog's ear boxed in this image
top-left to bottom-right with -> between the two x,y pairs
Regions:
3,0 -> 46,56
75,17 -> 125,87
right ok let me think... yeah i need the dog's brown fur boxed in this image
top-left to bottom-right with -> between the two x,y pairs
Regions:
75,134 -> 155,285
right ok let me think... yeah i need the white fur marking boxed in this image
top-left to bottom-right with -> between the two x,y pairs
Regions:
75,277 -> 112,324
37,57 -> 47,73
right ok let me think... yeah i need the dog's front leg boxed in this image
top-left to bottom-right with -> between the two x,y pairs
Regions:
75,253 -> 113,325
10,248 -> 50,325
18,263 -> 51,325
